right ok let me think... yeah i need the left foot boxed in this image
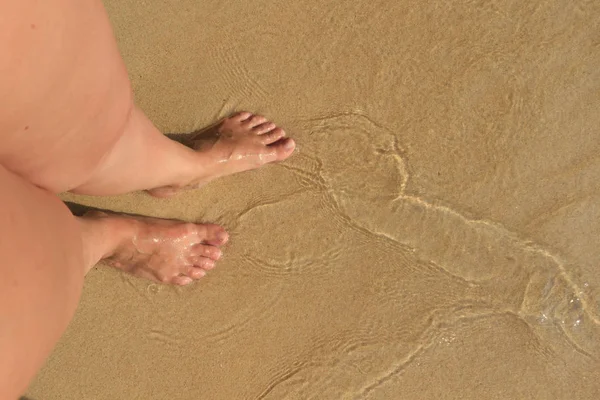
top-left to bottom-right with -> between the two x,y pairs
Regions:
84,212 -> 228,285
148,112 -> 296,197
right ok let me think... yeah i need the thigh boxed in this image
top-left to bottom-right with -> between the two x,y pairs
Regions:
0,164 -> 85,399
0,0 -> 132,193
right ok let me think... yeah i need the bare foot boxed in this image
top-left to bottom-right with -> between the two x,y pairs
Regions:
148,112 -> 296,197
87,212 -> 228,286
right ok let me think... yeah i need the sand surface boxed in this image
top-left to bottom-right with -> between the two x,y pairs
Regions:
28,0 -> 600,399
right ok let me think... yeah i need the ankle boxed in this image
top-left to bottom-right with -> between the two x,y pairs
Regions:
78,212 -> 137,267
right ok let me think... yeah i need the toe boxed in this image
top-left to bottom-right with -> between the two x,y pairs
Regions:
193,257 -> 216,270
196,224 -> 229,246
187,267 -> 207,279
172,276 -> 194,286
269,137 -> 296,160
261,127 -> 286,145
192,244 -> 222,260
253,121 -> 277,135
231,111 -> 253,122
244,114 -> 267,128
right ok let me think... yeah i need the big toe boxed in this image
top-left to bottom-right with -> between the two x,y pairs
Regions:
197,223 -> 229,246
270,137 -> 296,161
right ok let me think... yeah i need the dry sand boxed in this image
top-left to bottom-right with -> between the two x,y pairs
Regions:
28,0 -> 600,399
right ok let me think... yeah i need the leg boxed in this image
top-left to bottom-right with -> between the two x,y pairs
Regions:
0,164 -> 228,398
0,164 -> 89,399
0,2 -> 253,395
1,0 -> 296,197
72,108 -> 297,197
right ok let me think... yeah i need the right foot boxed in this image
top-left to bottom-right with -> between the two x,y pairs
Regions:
148,112 -> 296,197
87,212 -> 228,286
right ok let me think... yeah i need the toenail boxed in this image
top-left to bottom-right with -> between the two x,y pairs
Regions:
284,139 -> 295,150
217,231 -> 228,241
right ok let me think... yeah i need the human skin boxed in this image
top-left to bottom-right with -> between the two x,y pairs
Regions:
0,0 -> 295,398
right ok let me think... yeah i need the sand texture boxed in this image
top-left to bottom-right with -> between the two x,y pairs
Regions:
28,0 -> 600,399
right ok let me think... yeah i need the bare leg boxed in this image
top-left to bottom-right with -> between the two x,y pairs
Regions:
0,164 -> 228,398
71,107 -> 296,197
0,2 -> 288,395
0,164 -> 91,399
0,0 -> 295,197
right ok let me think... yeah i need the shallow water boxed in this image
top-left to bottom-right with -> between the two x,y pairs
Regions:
29,0 -> 600,398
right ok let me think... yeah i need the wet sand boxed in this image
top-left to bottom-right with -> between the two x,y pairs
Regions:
28,0 -> 600,399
